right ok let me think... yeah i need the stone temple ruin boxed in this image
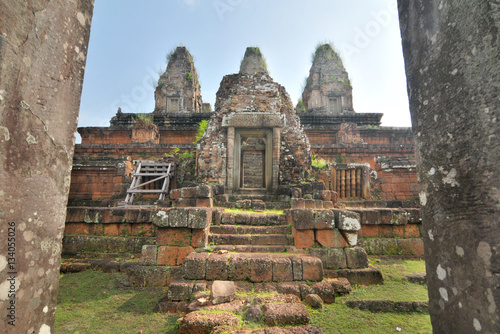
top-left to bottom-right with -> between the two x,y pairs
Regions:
4,2 -> 499,332
64,45 -> 422,329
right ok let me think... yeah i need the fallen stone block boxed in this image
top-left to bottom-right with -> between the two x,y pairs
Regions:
311,281 -> 336,304
345,247 -> 368,269
179,311 -> 240,334
304,294 -> 324,310
211,280 -> 236,305
263,303 -> 310,326
334,210 -> 361,231
167,280 -> 193,301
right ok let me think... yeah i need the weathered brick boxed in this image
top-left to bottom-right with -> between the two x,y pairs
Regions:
191,227 -> 209,247
249,255 -> 273,283
140,244 -> 158,265
183,253 -> 210,280
196,184 -> 213,198
314,210 -> 335,229
290,209 -> 314,230
345,247 -> 368,269
271,257 -> 293,282
292,227 -> 314,249
188,208 -> 211,229
206,254 -> 229,280
181,187 -> 197,198
358,225 -> 380,238
302,256 -> 323,281
157,227 -> 191,246
290,198 -> 305,209
335,210 -> 361,231
405,224 -> 421,238
196,198 -> 213,208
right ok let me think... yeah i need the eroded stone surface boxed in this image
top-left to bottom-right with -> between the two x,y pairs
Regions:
0,1 -> 93,332
399,1 -> 500,331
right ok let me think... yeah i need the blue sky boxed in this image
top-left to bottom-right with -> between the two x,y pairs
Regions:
78,0 -> 410,139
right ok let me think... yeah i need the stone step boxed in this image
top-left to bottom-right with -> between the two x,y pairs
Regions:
213,245 -> 296,253
209,234 -> 293,246
210,225 -> 292,235
183,252 -> 324,282
220,212 -> 287,226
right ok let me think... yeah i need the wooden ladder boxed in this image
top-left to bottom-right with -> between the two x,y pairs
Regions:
119,161 -> 174,206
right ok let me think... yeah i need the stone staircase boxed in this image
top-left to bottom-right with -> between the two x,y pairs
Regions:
209,211 -> 295,253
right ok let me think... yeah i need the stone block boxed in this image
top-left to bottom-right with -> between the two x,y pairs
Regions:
304,199 -> 316,209
335,266 -> 384,286
228,254 -> 252,281
64,223 -> 90,235
345,247 -> 369,269
191,227 -> 209,247
183,253 -> 209,280
157,246 -> 194,266
262,303 -> 310,326
404,224 -> 421,238
168,208 -> 189,228
291,198 -> 305,209
152,209 -> 170,227
196,184 -> 213,198
311,281 -> 336,304
315,200 -> 324,209
290,256 -> 303,281
393,225 -> 405,238
170,189 -> 181,200
126,265 -> 169,287
309,248 -> 346,270
276,282 -> 301,298
328,277 -> 352,295
157,227 -> 191,246
249,255 -> 273,283
379,209 -> 407,225
293,228 -> 315,249
335,210 -> 361,231
175,198 -> 197,208
212,208 -> 223,225
302,256 -> 323,281
252,199 -> 266,212
330,191 -> 339,204
305,294 -> 324,309
290,209 -> 314,230
188,208 -> 211,229
323,201 -> 333,209
313,210 -> 335,229
361,209 -> 380,225
179,311 -> 240,334
343,231 -> 358,246
211,280 -> 236,305
358,225 -> 380,238
206,254 -> 229,280
196,198 -> 213,208
379,226 -> 394,238
181,186 -> 197,198
221,212 -> 235,225
167,281 -> 193,301
272,256 -> 293,282
405,208 -> 421,223
320,190 -> 331,201
399,238 -> 424,256
140,244 -> 157,265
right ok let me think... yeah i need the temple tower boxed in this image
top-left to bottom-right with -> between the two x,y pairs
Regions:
197,47 -> 312,194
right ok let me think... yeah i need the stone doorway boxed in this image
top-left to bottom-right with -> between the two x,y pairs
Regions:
234,129 -> 273,191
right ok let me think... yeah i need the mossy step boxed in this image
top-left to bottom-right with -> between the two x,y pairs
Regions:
213,245 -> 293,253
210,225 -> 292,235
209,234 -> 293,246
220,212 -> 287,226
183,252 -> 324,282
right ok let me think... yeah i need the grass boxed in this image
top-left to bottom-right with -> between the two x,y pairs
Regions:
55,270 -> 177,334
55,257 -> 430,334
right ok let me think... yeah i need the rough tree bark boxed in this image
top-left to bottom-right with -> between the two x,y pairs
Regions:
0,1 -> 94,333
398,1 -> 499,333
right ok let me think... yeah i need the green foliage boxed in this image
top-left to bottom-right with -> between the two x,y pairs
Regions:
134,113 -> 155,129
186,72 -> 193,81
336,154 -> 345,164
311,154 -> 328,169
164,147 -> 180,158
296,98 -> 306,113
165,47 -> 175,63
194,119 -> 209,144
311,41 -> 343,67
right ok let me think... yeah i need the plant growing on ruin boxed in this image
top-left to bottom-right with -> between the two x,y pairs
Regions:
296,98 -> 306,113
134,113 -> 155,129
311,154 -> 328,169
194,119 -> 209,144
186,72 -> 193,81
